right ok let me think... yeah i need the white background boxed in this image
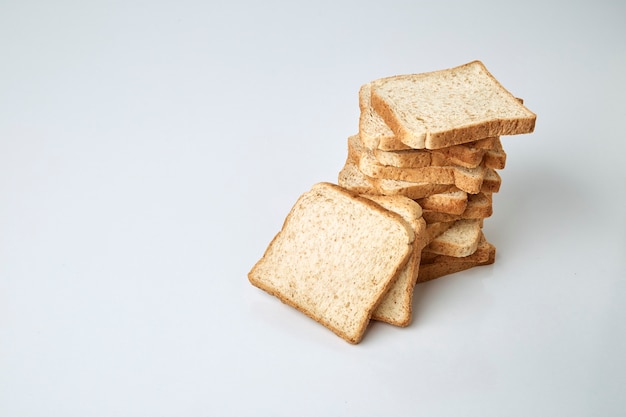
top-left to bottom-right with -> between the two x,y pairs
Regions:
1,1 -> 625,416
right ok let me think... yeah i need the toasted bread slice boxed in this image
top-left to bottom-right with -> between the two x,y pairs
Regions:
339,155 -> 499,202
359,82 -> 411,151
433,137 -> 498,168
424,221 -> 456,245
417,238 -> 496,283
349,135 -> 487,194
338,157 -> 456,199
369,140 -> 435,168
360,77 -> 515,165
482,169 -> 501,193
424,219 -> 482,257
421,233 -> 493,264
363,195 -> 426,327
422,192 -> 493,223
337,156 -> 375,195
416,190 -> 468,215
369,61 -> 536,149
248,183 -> 414,344
371,137 -> 506,170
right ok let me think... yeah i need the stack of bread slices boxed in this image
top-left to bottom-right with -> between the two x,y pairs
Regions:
249,61 -> 536,344
339,60 -> 535,284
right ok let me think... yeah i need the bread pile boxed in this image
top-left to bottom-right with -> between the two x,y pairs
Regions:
249,61 -> 536,344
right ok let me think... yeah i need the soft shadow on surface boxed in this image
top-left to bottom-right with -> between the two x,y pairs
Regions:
411,158 -> 595,327
485,161 -> 592,247
411,265 -> 496,328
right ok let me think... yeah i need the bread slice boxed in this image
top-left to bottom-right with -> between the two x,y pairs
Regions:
338,157 -> 456,199
482,169 -> 501,193
421,233 -> 493,264
417,242 -> 496,283
369,60 -> 536,149
424,219 -> 482,257
422,192 -> 493,223
416,190 -> 468,215
424,221 -> 456,245
434,137 -> 498,168
359,82 -> 411,151
248,182 -> 414,344
360,78 -> 518,163
372,137 -> 506,170
339,154 -> 500,202
337,157 -> 375,195
370,141 -> 436,168
363,195 -> 426,327
349,135 -> 487,194
483,138 -> 507,170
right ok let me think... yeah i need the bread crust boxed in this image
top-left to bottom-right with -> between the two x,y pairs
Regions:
364,195 -> 427,327
349,135 -> 488,194
417,239 -> 496,283
339,157 -> 457,199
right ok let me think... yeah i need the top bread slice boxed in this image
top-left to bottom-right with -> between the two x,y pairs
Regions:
369,60 -> 536,149
363,195 -> 427,327
248,182 -> 414,344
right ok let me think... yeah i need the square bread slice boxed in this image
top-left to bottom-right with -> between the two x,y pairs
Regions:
369,60 -> 536,149
362,195 -> 427,327
248,182 -> 415,344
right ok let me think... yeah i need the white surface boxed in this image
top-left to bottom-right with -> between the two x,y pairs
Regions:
1,1 -> 625,416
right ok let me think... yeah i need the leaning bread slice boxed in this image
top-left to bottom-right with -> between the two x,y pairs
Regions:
424,219 -> 482,257
370,60 -> 536,149
363,195 -> 427,327
248,182 -> 414,344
